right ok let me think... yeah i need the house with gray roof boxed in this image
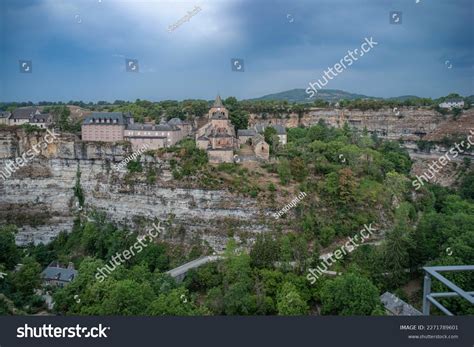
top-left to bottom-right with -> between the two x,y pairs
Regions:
254,124 -> 287,145
82,112 -> 133,143
8,107 -> 40,126
30,113 -> 53,129
41,262 -> 78,288
380,292 -> 422,316
237,129 -> 257,145
8,107 -> 55,128
439,98 -> 465,109
0,111 -> 11,125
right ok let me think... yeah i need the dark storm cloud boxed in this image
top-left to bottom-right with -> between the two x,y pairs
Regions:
1,0 -> 472,102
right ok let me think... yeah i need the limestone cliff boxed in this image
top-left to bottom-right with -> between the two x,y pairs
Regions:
0,128 -> 269,251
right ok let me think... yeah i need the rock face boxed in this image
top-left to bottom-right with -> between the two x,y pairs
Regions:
1,107 -> 472,249
249,107 -> 474,140
0,128 -> 268,251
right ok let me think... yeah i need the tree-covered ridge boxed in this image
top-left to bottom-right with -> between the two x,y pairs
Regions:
1,92 -> 471,134
0,123 -> 472,316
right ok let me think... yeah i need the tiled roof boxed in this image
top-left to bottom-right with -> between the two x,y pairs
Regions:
254,124 -> 286,135
41,262 -> 78,283
237,129 -> 257,137
213,95 -> 224,108
11,107 -> 39,120
168,118 -> 183,126
443,99 -> 464,103
380,292 -> 422,316
0,111 -> 11,119
126,123 -> 178,131
83,112 -> 127,125
272,124 -> 286,135
252,134 -> 266,144
31,114 -> 51,123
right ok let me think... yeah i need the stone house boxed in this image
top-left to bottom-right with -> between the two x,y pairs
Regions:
41,262 -> 78,288
252,134 -> 270,160
8,107 -> 40,126
0,111 -> 11,125
82,112 -> 133,142
196,96 -> 238,163
124,118 -> 191,150
254,124 -> 287,145
237,128 -> 257,145
439,99 -> 465,109
380,292 -> 422,316
30,113 -> 53,129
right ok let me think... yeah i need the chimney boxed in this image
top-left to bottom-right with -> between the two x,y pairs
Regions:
67,262 -> 75,270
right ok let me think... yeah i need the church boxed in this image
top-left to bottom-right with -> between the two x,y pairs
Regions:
196,95 -> 238,163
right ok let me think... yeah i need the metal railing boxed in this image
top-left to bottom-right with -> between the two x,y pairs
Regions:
422,265 -> 474,315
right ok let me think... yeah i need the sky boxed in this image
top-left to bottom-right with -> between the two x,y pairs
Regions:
0,0 -> 473,102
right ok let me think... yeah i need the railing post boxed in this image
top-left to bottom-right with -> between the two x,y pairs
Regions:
422,273 -> 431,315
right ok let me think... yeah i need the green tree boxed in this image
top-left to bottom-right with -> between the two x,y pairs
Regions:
276,282 -> 308,315
277,158 -> 292,185
12,257 -> 42,299
148,288 -> 200,315
0,225 -> 19,270
320,273 -> 381,315
97,279 -> 155,315
250,234 -> 279,269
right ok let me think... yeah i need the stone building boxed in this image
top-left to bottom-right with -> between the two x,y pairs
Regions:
124,118 -> 192,150
439,99 -> 465,109
251,134 -> 270,160
196,95 -> 238,163
30,113 -> 53,129
6,107 -> 53,128
237,128 -> 257,145
41,261 -> 78,288
82,112 -> 133,142
0,111 -> 11,125
8,107 -> 40,126
380,292 -> 422,316
254,124 -> 287,145
82,112 -> 192,149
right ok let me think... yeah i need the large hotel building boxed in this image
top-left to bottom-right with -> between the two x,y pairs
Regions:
81,112 -> 192,150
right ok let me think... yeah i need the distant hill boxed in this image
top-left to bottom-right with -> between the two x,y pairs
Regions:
251,89 -> 473,104
387,95 -> 422,102
250,88 -> 375,103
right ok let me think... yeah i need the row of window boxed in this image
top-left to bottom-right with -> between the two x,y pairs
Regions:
125,131 -> 171,136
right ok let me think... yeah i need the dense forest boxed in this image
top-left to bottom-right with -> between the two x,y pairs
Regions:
0,122 -> 472,316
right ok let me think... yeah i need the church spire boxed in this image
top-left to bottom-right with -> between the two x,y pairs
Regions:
213,94 -> 224,108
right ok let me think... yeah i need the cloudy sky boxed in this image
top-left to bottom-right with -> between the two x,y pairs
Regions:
0,0 -> 472,102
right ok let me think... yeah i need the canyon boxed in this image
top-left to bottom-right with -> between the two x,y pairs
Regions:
0,106 -> 472,250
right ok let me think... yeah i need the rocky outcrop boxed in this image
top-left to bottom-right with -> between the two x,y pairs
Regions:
0,128 -> 269,251
249,107 -> 474,140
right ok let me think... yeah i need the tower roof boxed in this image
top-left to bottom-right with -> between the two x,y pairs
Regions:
213,95 -> 224,108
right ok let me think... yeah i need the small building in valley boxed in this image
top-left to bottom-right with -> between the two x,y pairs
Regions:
380,292 -> 422,316
41,262 -> 78,288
